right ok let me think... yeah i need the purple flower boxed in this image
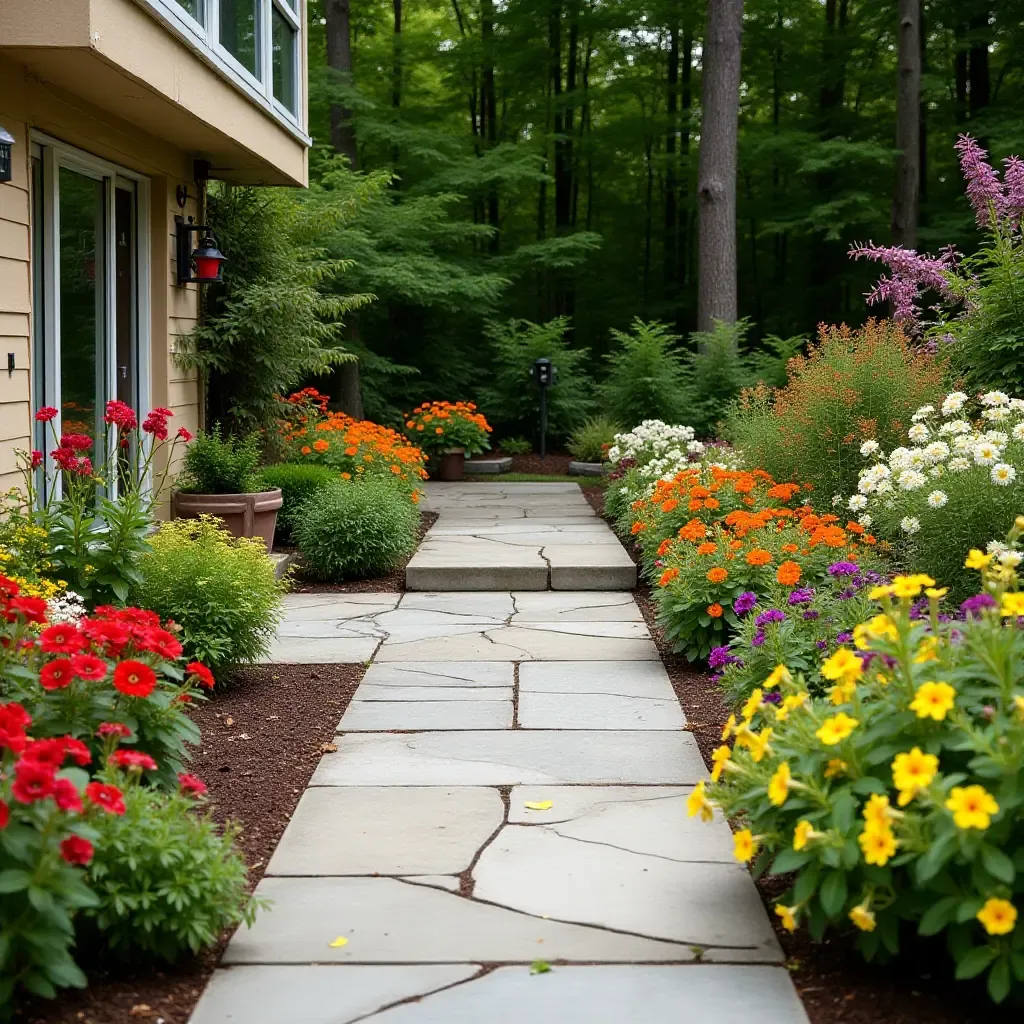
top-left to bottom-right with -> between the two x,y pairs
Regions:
849,241 -> 957,326
755,609 -> 786,628
909,598 -> 930,621
836,588 -> 856,601
709,672 -> 722,684
751,631 -> 766,648
733,591 -> 758,615
762,690 -> 782,705
836,631 -> 853,645
827,561 -> 859,577
815,640 -> 828,650
803,610 -> 820,621
961,593 -> 996,617
956,134 -> 1006,228
788,587 -> 815,606
708,646 -> 740,670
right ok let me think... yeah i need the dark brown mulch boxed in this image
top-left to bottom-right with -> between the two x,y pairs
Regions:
288,509 -> 439,594
16,662 -> 364,1024
499,450 -> 574,475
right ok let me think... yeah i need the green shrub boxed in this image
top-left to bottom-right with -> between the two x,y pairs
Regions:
568,416 -> 621,463
257,462 -> 339,545
294,478 -> 419,580
600,319 -> 690,428
176,426 -> 264,495
478,317 -> 594,442
132,517 -> 284,673
85,766 -> 260,962
500,436 -> 532,455
724,320 -> 947,499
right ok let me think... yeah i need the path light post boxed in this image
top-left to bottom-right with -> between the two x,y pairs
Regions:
530,357 -> 554,459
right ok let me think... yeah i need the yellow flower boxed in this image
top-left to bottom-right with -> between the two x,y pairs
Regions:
821,648 -> 863,685
1014,694 -> 1024,720
866,614 -> 899,643
891,747 -> 939,804
721,714 -> 737,741
849,902 -> 877,932
913,636 -> 939,664
891,575 -> 931,599
869,583 -> 896,600
909,681 -> 956,721
764,664 -> 792,689
829,680 -> 857,706
858,825 -> 897,865
741,688 -> 764,722
775,904 -> 798,932
686,780 -> 714,822
824,758 -> 848,779
793,819 -> 818,851
976,898 -> 1017,936
733,828 -> 758,863
1000,592 -> 1024,618
745,727 -> 773,763
945,785 -> 999,830
925,586 -> 948,599
965,549 -> 992,570
775,692 -> 809,722
862,793 -> 892,830
768,761 -> 791,806
815,712 -> 859,746
711,744 -> 732,782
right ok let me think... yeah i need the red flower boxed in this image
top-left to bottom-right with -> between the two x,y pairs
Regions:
40,659 -> 76,690
39,624 -> 85,655
35,406 -> 58,422
60,835 -> 94,866
96,721 -> 131,739
53,777 -> 83,812
112,660 -> 157,698
12,760 -> 56,803
7,596 -> 48,623
0,799 -> 8,829
178,773 -> 208,797
176,427 -> 194,442
71,653 -> 108,681
185,661 -> 215,689
0,702 -> 31,755
30,449 -> 43,469
104,400 -> 137,430
138,627 -> 182,660
110,749 -> 158,772
85,782 -> 126,815
141,409 -> 171,440
0,575 -> 21,599
60,433 -> 93,451
80,619 -> 131,656
153,407 -> 174,417
22,738 -> 68,769
62,736 -> 91,766
51,446 -> 79,472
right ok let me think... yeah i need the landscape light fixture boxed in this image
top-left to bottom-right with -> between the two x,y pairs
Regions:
530,356 -> 555,458
175,216 -> 227,284
0,126 -> 14,183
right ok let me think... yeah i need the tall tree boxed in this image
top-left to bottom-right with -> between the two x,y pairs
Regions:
696,0 -> 744,330
892,0 -> 922,247
324,0 -> 358,167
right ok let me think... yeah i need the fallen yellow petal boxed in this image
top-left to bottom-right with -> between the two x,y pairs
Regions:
329,936 -> 349,948
524,800 -> 554,810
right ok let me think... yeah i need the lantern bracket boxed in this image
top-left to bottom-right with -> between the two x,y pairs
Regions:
175,216 -> 225,285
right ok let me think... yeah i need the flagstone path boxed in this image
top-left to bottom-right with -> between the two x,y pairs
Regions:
190,485 -> 808,1023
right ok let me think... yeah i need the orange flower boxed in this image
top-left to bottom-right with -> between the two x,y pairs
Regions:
679,519 -> 707,542
776,561 -> 802,586
435,427 -> 444,435
782,543 -> 798,554
697,542 -> 717,556
707,567 -> 729,584
658,568 -> 680,587
688,499 -> 703,512
766,483 -> 800,501
662,499 -> 679,513
657,538 -> 673,557
340,471 -> 352,479
704,497 -> 720,510
300,445 -> 312,455
707,603 -> 724,618
631,522 -> 646,535
313,439 -> 329,452
745,548 -> 772,566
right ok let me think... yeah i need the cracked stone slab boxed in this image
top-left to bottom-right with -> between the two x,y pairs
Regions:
368,965 -> 810,1023
399,875 -> 461,893
398,592 -> 517,618
517,661 -> 684,729
339,698 -> 513,730
266,787 -> 504,875
278,592 -> 403,617
511,592 -> 643,622
358,662 -> 514,692
188,965 -> 479,1024
223,877 -> 719,964
313,731 -> 706,786
262,635 -> 380,664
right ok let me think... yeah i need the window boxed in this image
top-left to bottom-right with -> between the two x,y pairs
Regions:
272,2 -> 298,113
220,0 -> 260,79
173,0 -> 203,19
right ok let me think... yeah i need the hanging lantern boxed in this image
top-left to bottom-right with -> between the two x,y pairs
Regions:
190,234 -> 227,282
0,126 -> 15,183
176,217 -> 227,285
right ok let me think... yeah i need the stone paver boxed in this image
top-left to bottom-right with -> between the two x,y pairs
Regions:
198,483 -> 805,1024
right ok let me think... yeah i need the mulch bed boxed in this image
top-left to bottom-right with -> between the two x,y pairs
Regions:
16,662 -> 364,1024
497,450 -> 574,475
287,509 -> 439,594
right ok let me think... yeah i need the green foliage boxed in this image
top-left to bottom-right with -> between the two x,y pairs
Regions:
499,437 -> 532,455
294,479 -> 420,580
257,462 -> 340,545
600,320 -> 689,429
685,320 -> 757,438
176,426 -> 265,495
478,318 -> 594,443
132,517 -> 285,674
567,416 -> 621,463
84,769 -> 259,962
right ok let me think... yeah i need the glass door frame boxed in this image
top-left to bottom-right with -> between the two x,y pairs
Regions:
30,132 -> 152,495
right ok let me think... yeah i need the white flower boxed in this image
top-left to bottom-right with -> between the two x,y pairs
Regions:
981,390 -> 1010,406
900,516 -> 921,534
888,447 -> 914,471
926,490 -> 948,508
911,405 -> 935,422
831,494 -> 843,507
941,392 -> 968,415
1010,398 -> 1024,413
46,591 -> 86,625
987,540 -> 1009,555
876,480 -> 893,494
948,456 -> 971,472
991,463 -> 1017,486
908,423 -> 930,442
974,442 -> 1000,465
939,419 -> 972,436
984,406 -> 1010,421
848,494 -> 868,511
923,441 -> 950,462
1013,423 -> 1024,442
897,469 -> 927,491
858,513 -> 873,527
999,550 -> 1023,568
859,439 -> 879,456
985,431 -> 1009,447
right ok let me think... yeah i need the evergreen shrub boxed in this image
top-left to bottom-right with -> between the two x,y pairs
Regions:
257,462 -> 339,544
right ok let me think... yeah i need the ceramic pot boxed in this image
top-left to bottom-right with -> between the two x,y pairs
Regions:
435,448 -> 466,482
172,488 -> 283,551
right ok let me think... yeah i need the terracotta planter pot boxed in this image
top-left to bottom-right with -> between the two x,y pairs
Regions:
172,488 -> 283,551
434,448 -> 466,482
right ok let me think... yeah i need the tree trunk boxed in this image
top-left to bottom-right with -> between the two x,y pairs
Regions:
664,16 -> 679,295
680,23 -> 693,293
696,0 -> 743,331
954,22 -> 968,124
481,0 -> 499,250
968,9 -> 990,119
891,0 -> 921,248
324,0 -> 358,167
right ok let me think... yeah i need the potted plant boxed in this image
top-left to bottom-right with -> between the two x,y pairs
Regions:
403,401 -> 492,481
172,427 -> 282,549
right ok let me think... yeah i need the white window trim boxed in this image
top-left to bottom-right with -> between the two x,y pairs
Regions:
138,0 -> 308,143
30,132 -> 153,493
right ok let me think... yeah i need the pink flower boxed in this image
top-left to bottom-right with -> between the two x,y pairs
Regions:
848,241 -> 958,328
109,749 -> 158,772
955,134 -> 1006,228
96,721 -> 132,739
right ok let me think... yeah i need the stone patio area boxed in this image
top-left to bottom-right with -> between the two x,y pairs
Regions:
191,485 -> 808,1023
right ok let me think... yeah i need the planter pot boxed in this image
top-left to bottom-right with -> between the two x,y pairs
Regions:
172,488 -> 283,551
434,448 -> 466,482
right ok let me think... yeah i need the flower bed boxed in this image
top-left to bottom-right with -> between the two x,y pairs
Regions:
403,400 -> 492,459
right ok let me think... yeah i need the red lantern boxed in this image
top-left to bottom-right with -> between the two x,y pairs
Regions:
176,217 -> 227,285
191,236 -> 227,282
